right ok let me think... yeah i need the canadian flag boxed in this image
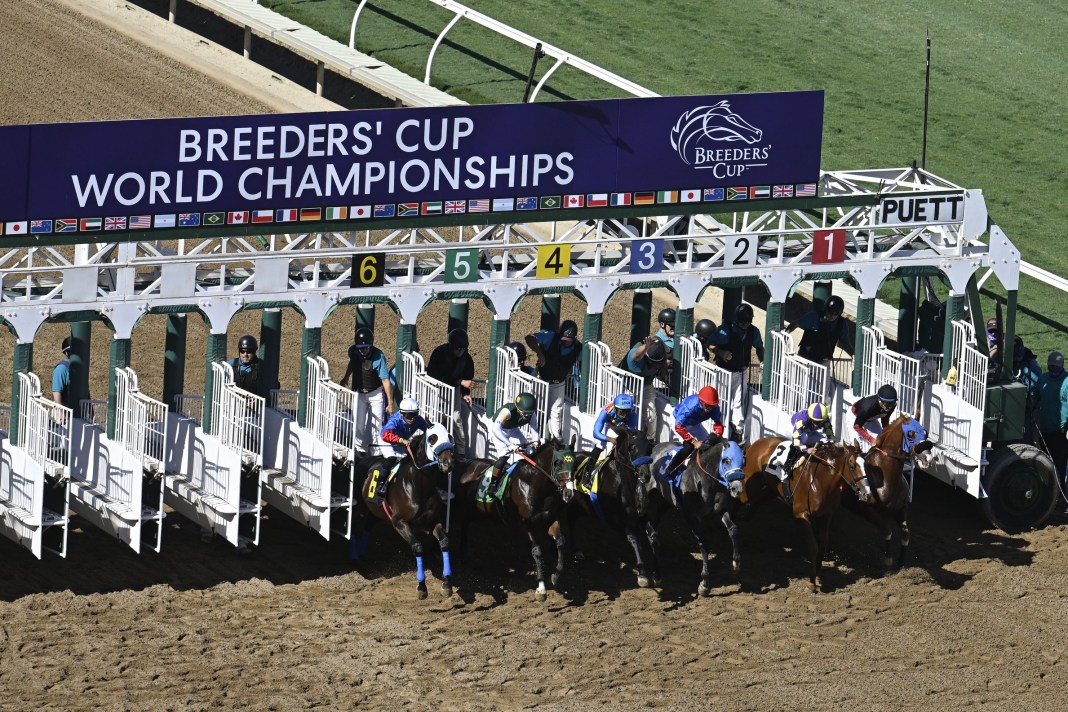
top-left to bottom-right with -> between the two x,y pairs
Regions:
565,195 -> 584,208
228,211 -> 248,224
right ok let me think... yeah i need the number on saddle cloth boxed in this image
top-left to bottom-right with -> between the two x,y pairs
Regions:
365,460 -> 404,504
654,446 -> 686,489
766,442 -> 790,475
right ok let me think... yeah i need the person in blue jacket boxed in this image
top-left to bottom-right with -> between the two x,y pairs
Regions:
591,393 -> 638,458
379,397 -> 428,459
663,386 -> 724,478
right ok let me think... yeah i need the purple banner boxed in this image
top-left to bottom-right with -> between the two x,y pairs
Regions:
0,92 -> 823,230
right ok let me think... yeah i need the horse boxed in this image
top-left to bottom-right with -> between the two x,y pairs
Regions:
740,437 -> 867,592
644,434 -> 744,596
566,428 -> 658,588
453,437 -> 577,602
847,412 -> 934,570
352,426 -> 456,600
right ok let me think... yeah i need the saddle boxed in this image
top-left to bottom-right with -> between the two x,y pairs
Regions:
475,462 -> 519,504
365,459 -> 404,504
654,447 -> 687,491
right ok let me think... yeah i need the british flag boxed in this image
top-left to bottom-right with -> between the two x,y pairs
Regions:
105,216 -> 127,230
445,200 -> 466,214
772,185 -> 794,198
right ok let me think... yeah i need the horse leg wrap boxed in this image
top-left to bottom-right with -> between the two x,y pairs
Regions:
415,555 -> 426,583
442,551 -> 452,578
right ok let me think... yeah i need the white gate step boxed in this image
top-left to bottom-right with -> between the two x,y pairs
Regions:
168,472 -> 239,516
41,509 -> 68,527
238,499 -> 260,515
2,504 -> 41,527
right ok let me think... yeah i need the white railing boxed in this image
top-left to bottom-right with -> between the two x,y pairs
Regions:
16,372 -> 72,476
678,335 -> 740,421
930,320 -> 987,455
173,394 -> 204,426
493,346 -> 550,437
402,351 -> 456,439
350,0 -> 657,102
860,325 -> 941,415
80,399 -> 109,429
307,356 -> 359,454
115,367 -> 168,474
210,362 -> 264,467
768,331 -> 827,415
584,341 -> 644,417
271,388 -> 300,419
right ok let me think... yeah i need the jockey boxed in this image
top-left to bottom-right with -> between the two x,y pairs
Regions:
592,393 -> 638,460
852,384 -> 898,445
781,402 -> 835,481
488,392 -> 540,492
379,397 -> 428,458
664,386 -> 724,478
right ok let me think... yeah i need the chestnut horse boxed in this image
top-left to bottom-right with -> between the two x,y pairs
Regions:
352,428 -> 456,600
645,435 -> 742,596
566,428 -> 657,589
849,413 -> 933,569
741,437 -> 865,592
453,438 -> 576,601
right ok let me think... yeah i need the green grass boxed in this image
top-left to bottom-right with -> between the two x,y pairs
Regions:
263,0 -> 1068,357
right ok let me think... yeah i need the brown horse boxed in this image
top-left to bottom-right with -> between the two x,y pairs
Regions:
741,437 -> 866,592
848,412 -> 933,570
453,438 -> 576,602
566,428 -> 658,589
352,428 -> 456,600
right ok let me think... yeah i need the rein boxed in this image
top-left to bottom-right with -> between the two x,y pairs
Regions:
517,445 -> 572,491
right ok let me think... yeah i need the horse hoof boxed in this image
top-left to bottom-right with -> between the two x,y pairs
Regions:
550,572 -> 561,588
881,557 -> 894,570
697,581 -> 710,597
807,582 -> 819,594
731,561 -> 742,574
417,587 -> 428,601
652,577 -> 663,588
535,590 -> 547,603
573,551 -> 585,563
442,583 -> 454,598
637,575 -> 651,589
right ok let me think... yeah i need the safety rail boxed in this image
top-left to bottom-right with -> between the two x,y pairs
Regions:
306,356 -> 359,456
928,320 -> 986,457
350,0 -> 656,102
210,361 -> 264,467
493,346 -> 550,436
768,331 -> 828,416
860,326 -> 942,415
584,341 -> 644,418
17,372 -> 72,478
401,351 -> 456,441
678,335 -> 741,423
270,389 -> 300,420
80,399 -> 109,429
173,394 -> 204,426
115,368 -> 168,475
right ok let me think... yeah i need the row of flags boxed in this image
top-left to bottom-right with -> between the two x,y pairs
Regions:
1,183 -> 819,236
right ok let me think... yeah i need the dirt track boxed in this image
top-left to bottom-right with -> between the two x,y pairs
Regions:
2,2 -> 1068,710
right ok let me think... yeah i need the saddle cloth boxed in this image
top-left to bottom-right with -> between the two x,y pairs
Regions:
475,462 -> 519,504
766,442 -> 790,477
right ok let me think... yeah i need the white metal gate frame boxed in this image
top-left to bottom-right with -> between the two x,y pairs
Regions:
860,325 -> 943,417
678,335 -> 740,425
116,367 -> 168,476
584,341 -> 644,420
211,361 -> 265,468
493,346 -> 550,438
929,320 -> 987,456
402,351 -> 457,441
768,331 -> 828,417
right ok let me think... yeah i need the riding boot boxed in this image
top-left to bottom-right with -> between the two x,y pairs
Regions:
780,447 -> 801,497
664,441 -> 695,481
582,447 -> 603,489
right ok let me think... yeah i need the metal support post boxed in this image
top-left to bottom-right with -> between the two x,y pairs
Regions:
69,321 -> 92,410
260,309 -> 282,405
163,314 -> 187,410
630,290 -> 652,346
761,301 -> 785,401
485,318 -> 511,414
448,299 -> 469,334
579,312 -> 603,411
540,295 -> 561,332
852,298 -> 876,393
106,337 -> 131,439
298,326 -> 322,428
203,333 -> 227,433
9,342 -> 32,444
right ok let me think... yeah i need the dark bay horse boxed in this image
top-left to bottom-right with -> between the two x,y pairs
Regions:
453,438 -> 576,601
848,413 -> 933,569
567,428 -> 657,588
645,435 -> 744,596
353,428 -> 455,600
741,437 -> 866,592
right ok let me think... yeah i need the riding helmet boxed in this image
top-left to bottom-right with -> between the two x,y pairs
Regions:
448,328 -> 469,349
400,397 -> 420,417
825,295 -> 845,317
734,303 -> 754,325
515,392 -> 537,415
613,393 -> 635,411
695,319 -> 717,342
61,336 -> 72,353
645,339 -> 667,363
355,326 -> 374,347
877,384 -> 899,403
237,334 -> 257,354
507,340 -> 528,362
698,386 -> 719,407
559,319 -> 579,340
657,308 -> 676,327
807,402 -> 829,421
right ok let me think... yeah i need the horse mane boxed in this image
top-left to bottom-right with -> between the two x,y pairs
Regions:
872,412 -> 912,450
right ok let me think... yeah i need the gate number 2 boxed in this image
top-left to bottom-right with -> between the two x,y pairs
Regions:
725,234 -> 757,266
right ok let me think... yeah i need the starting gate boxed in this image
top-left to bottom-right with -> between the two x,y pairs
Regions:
493,346 -> 550,440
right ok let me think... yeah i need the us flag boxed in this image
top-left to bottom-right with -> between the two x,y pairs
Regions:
444,200 -> 466,214
795,183 -> 818,197
468,199 -> 490,213
130,215 -> 152,229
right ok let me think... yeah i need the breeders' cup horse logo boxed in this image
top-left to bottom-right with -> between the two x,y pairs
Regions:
670,101 -> 763,166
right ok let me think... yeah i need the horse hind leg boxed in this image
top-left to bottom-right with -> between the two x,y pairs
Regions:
721,508 -> 742,574
625,526 -> 652,589
897,513 -> 911,569
549,520 -> 567,589
644,520 -> 663,587
394,520 -> 429,600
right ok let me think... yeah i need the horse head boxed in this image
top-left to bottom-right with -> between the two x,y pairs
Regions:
424,423 -> 455,473
551,436 -> 578,502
